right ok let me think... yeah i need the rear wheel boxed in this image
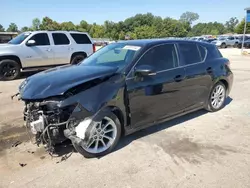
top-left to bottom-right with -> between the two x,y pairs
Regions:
72,111 -> 122,158
221,43 -> 227,48
205,82 -> 226,112
0,59 -> 21,81
70,54 -> 85,65
234,42 -> 238,48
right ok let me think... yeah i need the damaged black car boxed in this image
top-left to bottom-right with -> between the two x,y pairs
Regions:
18,39 -> 233,158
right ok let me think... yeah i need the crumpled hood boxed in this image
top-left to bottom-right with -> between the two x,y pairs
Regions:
19,64 -> 118,100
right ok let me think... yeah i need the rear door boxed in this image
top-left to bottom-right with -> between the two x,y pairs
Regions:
70,33 -> 94,56
51,33 -> 71,65
126,43 -> 186,127
177,42 -> 212,111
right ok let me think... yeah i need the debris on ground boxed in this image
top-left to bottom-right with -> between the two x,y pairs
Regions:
19,163 -> 27,167
40,156 -> 45,160
27,151 -> 35,154
12,141 -> 22,147
56,152 -> 73,164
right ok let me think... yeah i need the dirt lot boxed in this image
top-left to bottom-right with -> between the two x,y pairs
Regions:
1,49 -> 250,188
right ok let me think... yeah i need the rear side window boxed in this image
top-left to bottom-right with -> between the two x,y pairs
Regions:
198,45 -> 207,61
178,43 -> 202,65
70,33 -> 92,44
29,33 -> 50,46
137,44 -> 178,71
52,33 -> 70,45
207,46 -> 223,59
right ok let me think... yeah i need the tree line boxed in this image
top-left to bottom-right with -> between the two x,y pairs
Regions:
0,12 -> 249,40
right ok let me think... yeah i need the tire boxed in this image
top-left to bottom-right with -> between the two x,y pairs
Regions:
221,43 -> 227,48
72,110 -> 122,158
205,82 -> 227,112
0,59 -> 21,81
233,42 -> 238,48
70,54 -> 85,65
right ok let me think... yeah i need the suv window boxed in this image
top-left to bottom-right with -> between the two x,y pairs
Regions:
70,33 -> 91,44
198,45 -> 207,61
52,33 -> 70,45
29,33 -> 50,46
228,36 -> 234,40
179,43 -> 202,65
136,44 -> 178,71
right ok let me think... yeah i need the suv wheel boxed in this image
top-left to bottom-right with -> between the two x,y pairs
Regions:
0,59 -> 21,81
206,82 -> 226,112
70,54 -> 85,65
234,42 -> 238,48
72,111 -> 122,158
221,43 -> 227,48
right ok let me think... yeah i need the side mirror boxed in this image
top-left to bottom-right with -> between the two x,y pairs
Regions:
134,65 -> 156,77
26,40 -> 36,46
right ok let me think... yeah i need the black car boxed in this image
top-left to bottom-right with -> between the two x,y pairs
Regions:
237,39 -> 250,49
18,39 -> 233,158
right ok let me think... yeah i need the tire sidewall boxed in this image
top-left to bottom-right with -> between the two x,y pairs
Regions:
0,59 -> 21,81
70,55 -> 85,65
207,82 -> 226,112
72,110 -> 122,158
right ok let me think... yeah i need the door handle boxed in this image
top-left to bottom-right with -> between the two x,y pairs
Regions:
206,67 -> 213,74
46,48 -> 52,52
174,75 -> 184,82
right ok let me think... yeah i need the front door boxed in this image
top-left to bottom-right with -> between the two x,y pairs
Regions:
23,33 -> 54,67
126,43 -> 187,128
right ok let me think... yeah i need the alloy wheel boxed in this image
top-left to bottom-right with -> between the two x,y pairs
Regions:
0,64 -> 18,79
82,116 -> 117,154
211,84 -> 226,109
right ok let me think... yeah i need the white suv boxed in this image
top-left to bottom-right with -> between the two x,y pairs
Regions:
0,31 -> 95,80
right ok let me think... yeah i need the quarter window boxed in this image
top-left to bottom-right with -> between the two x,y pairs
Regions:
52,33 -> 70,45
70,33 -> 92,44
136,44 -> 178,71
179,43 -> 202,65
29,33 -> 50,46
198,45 -> 207,61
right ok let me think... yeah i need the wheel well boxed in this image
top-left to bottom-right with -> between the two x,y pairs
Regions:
0,55 -> 22,68
219,79 -> 229,91
70,52 -> 87,61
107,106 -> 125,135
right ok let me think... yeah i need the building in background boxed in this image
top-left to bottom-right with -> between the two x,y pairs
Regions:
0,32 -> 18,43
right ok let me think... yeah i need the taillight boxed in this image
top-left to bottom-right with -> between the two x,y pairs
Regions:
92,44 -> 96,53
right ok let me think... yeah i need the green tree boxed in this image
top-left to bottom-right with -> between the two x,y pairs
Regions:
180,11 -> 199,25
32,18 -> 41,30
60,21 -> 76,31
235,19 -> 250,34
0,24 -> 4,32
7,23 -> 18,32
21,26 -> 30,32
225,17 -> 239,33
40,17 -> 61,30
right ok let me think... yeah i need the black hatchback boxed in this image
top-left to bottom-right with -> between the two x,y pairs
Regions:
19,39 -> 233,158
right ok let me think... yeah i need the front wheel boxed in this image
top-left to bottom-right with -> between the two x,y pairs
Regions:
72,111 -> 122,158
0,59 -> 21,81
70,54 -> 85,65
205,82 -> 226,112
221,43 -> 227,48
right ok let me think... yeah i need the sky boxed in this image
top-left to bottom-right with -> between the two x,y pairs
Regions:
1,0 -> 249,29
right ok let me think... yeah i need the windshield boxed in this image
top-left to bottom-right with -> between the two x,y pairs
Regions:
8,32 -> 31,44
80,43 -> 142,71
217,37 -> 226,41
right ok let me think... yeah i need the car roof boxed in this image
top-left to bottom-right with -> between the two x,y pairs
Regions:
24,31 -> 89,35
117,39 -> 214,48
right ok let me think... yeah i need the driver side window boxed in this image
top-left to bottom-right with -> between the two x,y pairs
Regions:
29,33 -> 50,46
136,44 -> 178,72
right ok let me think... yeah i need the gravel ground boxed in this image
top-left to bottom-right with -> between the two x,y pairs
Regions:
0,49 -> 250,188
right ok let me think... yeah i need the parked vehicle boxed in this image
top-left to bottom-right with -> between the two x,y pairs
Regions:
211,36 -> 239,48
18,39 -> 233,158
237,36 -> 250,48
0,31 -> 95,80
203,38 -> 217,43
